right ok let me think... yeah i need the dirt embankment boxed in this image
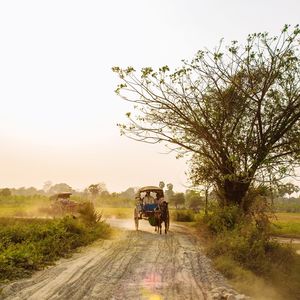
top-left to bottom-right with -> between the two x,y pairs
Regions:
0,219 -> 247,300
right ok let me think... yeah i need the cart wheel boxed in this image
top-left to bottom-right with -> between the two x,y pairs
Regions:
134,208 -> 139,231
135,217 -> 139,230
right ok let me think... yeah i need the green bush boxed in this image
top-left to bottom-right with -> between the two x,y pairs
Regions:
203,205 -> 241,233
172,209 -> 195,222
201,205 -> 300,299
78,202 -> 103,225
0,216 -> 111,282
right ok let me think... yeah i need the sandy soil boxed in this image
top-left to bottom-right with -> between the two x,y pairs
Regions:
0,219 -> 239,300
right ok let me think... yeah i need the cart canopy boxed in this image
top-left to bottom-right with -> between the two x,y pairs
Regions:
138,186 -> 163,192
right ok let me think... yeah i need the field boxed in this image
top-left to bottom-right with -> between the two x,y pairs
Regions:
97,207 -> 133,219
271,212 -> 300,238
0,195 -> 51,218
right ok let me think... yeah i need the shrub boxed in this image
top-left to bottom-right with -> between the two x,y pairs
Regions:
172,209 -> 195,222
0,217 -> 111,282
203,205 -> 241,234
200,201 -> 300,298
78,202 -> 103,225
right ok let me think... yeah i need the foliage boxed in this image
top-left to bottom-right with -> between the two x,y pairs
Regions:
118,187 -> 136,200
164,183 -> 174,202
87,183 -> 107,197
199,208 -> 300,299
0,188 -> 11,197
114,25 -> 300,213
171,209 -> 195,222
274,198 -> 300,213
170,192 -> 185,208
10,186 -> 42,196
212,245 -> 300,300
185,189 -> 204,210
0,217 -> 111,282
277,182 -> 300,197
0,194 -> 48,205
203,205 -> 242,233
78,202 -> 103,225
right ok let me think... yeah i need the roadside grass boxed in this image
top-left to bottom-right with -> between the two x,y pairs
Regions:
171,209 -> 195,222
213,255 -> 283,300
211,245 -> 300,300
196,210 -> 300,300
0,205 -> 111,283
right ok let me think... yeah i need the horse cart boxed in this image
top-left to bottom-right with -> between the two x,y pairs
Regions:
49,192 -> 81,215
134,186 -> 170,234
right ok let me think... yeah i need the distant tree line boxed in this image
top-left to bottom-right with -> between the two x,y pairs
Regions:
1,179 -> 298,212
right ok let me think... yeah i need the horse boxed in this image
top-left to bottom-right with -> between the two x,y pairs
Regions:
154,201 -> 169,234
154,207 -> 162,234
159,201 -> 169,234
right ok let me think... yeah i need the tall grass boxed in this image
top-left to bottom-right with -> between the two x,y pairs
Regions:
0,208 -> 111,282
171,209 -> 196,222
198,206 -> 300,299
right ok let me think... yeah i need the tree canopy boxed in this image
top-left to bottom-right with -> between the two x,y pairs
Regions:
113,25 -> 300,212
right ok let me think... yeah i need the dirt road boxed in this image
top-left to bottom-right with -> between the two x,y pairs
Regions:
1,219 -> 243,300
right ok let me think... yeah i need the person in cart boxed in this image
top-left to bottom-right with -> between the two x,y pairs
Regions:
143,191 -> 157,211
143,191 -> 155,204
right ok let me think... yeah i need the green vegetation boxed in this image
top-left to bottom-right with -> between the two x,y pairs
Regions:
171,209 -> 197,222
114,25 -> 300,214
198,207 -> 300,299
113,25 -> 300,298
0,204 -> 111,282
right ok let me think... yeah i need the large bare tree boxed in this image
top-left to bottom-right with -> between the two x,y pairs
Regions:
113,25 -> 300,212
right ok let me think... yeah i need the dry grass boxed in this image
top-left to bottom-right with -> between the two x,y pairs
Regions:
97,207 -> 133,219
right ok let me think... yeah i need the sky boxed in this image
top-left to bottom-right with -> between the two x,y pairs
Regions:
0,0 -> 300,192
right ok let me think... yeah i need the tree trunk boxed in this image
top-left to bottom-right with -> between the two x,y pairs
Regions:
218,179 -> 251,212
205,188 -> 208,215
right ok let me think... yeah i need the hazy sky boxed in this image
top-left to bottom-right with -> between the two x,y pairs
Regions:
0,0 -> 299,192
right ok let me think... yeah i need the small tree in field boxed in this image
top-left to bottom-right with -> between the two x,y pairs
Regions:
0,188 -> 11,197
113,25 -> 300,213
278,182 -> 300,198
170,192 -> 185,209
159,181 -> 165,190
165,183 -> 174,202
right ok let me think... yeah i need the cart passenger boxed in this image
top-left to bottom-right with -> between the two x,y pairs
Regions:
143,191 -> 155,204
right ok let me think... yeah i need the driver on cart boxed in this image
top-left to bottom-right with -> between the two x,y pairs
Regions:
135,195 -> 143,218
